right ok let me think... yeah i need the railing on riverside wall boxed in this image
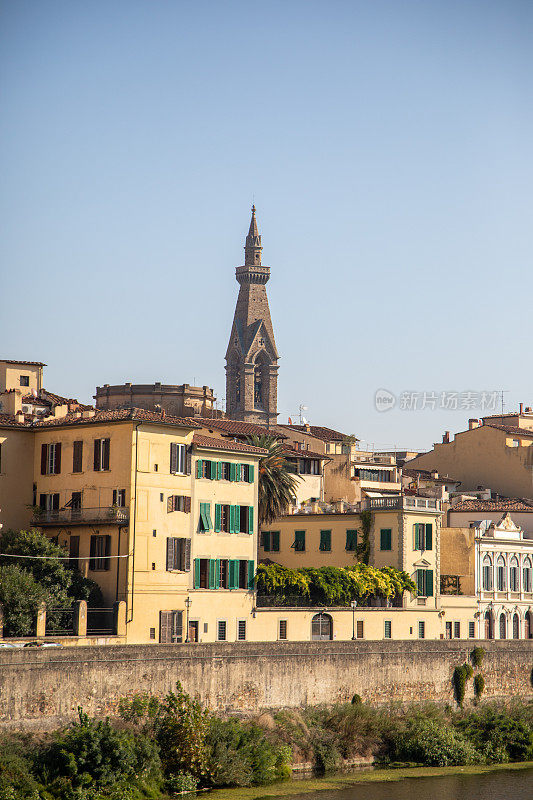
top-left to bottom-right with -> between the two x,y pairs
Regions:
87,608 -> 114,636
45,609 -> 76,637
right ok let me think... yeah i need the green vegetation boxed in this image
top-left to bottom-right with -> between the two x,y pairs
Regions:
256,562 -> 416,605
1,692 -> 533,797
356,510 -> 372,565
453,663 -> 473,707
0,529 -> 102,637
247,435 -> 301,524
474,673 -> 485,698
472,646 -> 485,668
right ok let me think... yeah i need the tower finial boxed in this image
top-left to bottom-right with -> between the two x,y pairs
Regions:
245,204 -> 262,265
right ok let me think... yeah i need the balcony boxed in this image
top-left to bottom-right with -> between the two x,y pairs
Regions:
32,507 -> 129,526
362,496 -> 442,512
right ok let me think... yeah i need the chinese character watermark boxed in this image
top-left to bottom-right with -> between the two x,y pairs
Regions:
375,390 -> 500,413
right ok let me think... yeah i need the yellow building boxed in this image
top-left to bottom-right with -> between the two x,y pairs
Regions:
407,409 -> 533,500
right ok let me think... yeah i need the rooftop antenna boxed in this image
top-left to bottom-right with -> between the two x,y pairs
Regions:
299,404 -> 308,425
500,390 -> 510,415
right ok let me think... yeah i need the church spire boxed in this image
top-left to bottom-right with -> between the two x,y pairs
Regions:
245,205 -> 262,266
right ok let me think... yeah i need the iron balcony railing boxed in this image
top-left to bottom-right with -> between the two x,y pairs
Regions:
32,507 -> 129,526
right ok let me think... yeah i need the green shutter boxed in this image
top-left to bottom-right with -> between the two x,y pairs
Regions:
380,529 -> 392,551
194,559 -> 201,589
214,504 -> 222,533
346,530 -> 357,551
248,464 -> 254,483
229,559 -> 238,589
425,524 -> 433,551
215,558 -> 220,589
229,505 -> 235,534
217,461 -> 223,480
196,459 -> 202,479
272,531 -> 280,552
414,523 -> 420,550
425,570 -> 434,597
209,559 -> 216,589
205,503 -> 213,531
235,463 -> 241,482
262,532 -> 271,552
295,530 -> 305,551
248,506 -> 254,534
416,569 -> 424,596
234,505 -> 241,533
247,560 -> 255,589
320,530 -> 331,551
230,462 -> 236,482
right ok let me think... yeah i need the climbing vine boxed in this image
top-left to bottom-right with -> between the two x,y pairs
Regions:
355,510 -> 372,565
453,663 -> 473,707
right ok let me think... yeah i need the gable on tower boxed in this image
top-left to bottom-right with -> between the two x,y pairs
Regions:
225,207 -> 279,426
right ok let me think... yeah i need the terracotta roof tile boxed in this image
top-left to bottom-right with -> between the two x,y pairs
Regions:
279,424 -> 355,442
484,424 -> 533,437
0,413 -> 29,428
193,433 -> 267,454
402,467 -> 460,484
32,408 -> 201,428
283,445 -> 328,460
452,499 -> 533,512
196,417 -> 287,439
1,359 -> 46,366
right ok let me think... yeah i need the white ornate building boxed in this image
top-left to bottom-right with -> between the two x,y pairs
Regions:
477,513 -> 533,639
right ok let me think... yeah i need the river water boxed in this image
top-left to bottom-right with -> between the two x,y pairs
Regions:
289,768 -> 533,800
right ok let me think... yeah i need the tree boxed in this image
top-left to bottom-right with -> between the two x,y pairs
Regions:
0,565 -> 47,637
247,435 -> 300,525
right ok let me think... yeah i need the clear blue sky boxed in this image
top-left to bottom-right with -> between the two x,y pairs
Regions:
1,1 -> 531,450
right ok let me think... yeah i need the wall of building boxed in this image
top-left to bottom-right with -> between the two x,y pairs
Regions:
1,640 -> 531,729
440,527 -> 476,595
449,510 -> 533,538
0,428 -> 35,531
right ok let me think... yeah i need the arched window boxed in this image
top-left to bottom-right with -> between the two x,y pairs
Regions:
510,557 -> 519,592
235,370 -> 241,404
484,610 -> 494,639
311,612 -> 333,641
525,611 -> 532,640
497,556 -> 506,591
482,555 -> 493,591
512,613 -> 520,639
523,558 -> 532,594
499,613 -> 507,639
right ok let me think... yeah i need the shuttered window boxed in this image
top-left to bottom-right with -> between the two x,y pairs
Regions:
112,489 -> 126,507
262,531 -> 280,552
380,529 -> 392,551
293,530 -> 305,551
468,621 -> 476,638
89,535 -> 111,571
384,620 -> 392,639
166,538 -> 191,571
416,569 -> 434,597
199,502 -> 212,532
170,443 -> 186,474
262,531 -> 271,551
167,495 -> 191,513
237,620 -> 246,641
345,530 -> 357,551
356,620 -> 364,639
414,523 -> 432,551
319,530 -> 331,551
418,621 -> 425,639
159,610 -> 183,643
217,620 -> 227,641
93,438 -> 110,471
72,441 -> 83,473
41,443 -> 61,475
279,620 -> 287,640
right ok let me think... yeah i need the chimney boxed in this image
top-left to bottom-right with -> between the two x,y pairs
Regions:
468,419 -> 480,430
14,411 -> 25,423
526,407 -> 532,413
305,423 -> 311,433
519,403 -> 524,414
442,431 -> 450,443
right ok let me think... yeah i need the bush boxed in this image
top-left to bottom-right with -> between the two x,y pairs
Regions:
473,673 -> 485,698
455,706 -> 533,763
0,565 -> 47,637
472,647 -> 484,668
206,717 -> 291,786
0,736 -> 43,799
453,664 -> 472,706
387,718 -> 479,766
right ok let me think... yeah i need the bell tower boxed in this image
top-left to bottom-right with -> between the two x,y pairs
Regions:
225,206 -> 279,425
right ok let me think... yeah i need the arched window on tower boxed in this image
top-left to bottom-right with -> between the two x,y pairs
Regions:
254,353 -> 269,409
235,370 -> 241,404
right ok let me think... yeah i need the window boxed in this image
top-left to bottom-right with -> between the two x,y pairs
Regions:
167,495 -> 191,513
20,375 -> 30,386
93,438 -> 110,471
219,559 -> 229,589
384,620 -> 392,639
199,502 -> 212,532
380,529 -> 392,551
70,491 -> 82,512
160,610 -> 183,643
39,493 -> 60,511
194,558 -> 253,590
454,621 -> 461,638
237,620 -> 246,641
346,530 -> 357,551
293,530 -> 306,551
217,620 -> 227,641
170,443 -> 187,474
499,613 -> 506,639
445,621 -> 452,639
150,628 -> 156,640
418,621 -> 425,639
112,489 -> 126,507
40,443 -> 61,475
319,530 -> 331,551
239,463 -> 254,482
414,523 -> 432,551
513,613 -> 520,639
262,531 -> 280,552
311,612 -> 333,640
298,459 -> 320,475
523,559 -> 532,593
482,555 -> 493,590
468,621 -> 476,638
279,619 -> 288,640
166,538 -> 191,571
497,557 -> 506,591
510,557 -> 519,591
356,620 -> 364,639
69,535 -> 80,566
416,569 -> 434,597
197,459 -> 216,479
214,504 -> 253,534
89,535 -> 111,571
354,467 -> 394,482
72,441 -> 83,473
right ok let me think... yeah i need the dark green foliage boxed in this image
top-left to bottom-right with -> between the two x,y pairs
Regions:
472,646 -> 485,668
0,735 -> 43,799
455,705 -> 533,763
0,529 -> 103,637
247,435 -> 301,524
39,708 -> 162,793
473,673 -> 485,698
356,510 -> 372,565
453,663 -> 472,707
386,718 -> 478,766
206,717 -> 291,786
351,694 -> 362,705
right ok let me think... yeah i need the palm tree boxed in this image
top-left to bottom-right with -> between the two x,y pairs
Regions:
247,434 -> 301,525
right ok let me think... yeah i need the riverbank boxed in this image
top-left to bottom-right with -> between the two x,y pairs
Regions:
207,762 -> 533,800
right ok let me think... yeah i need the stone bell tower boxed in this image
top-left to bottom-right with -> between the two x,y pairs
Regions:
225,206 -> 279,426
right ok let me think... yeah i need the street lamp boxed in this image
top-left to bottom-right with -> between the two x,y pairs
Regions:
351,600 -> 357,640
184,596 -> 192,643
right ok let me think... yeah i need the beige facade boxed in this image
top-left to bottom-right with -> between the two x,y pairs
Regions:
407,412 -> 533,500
